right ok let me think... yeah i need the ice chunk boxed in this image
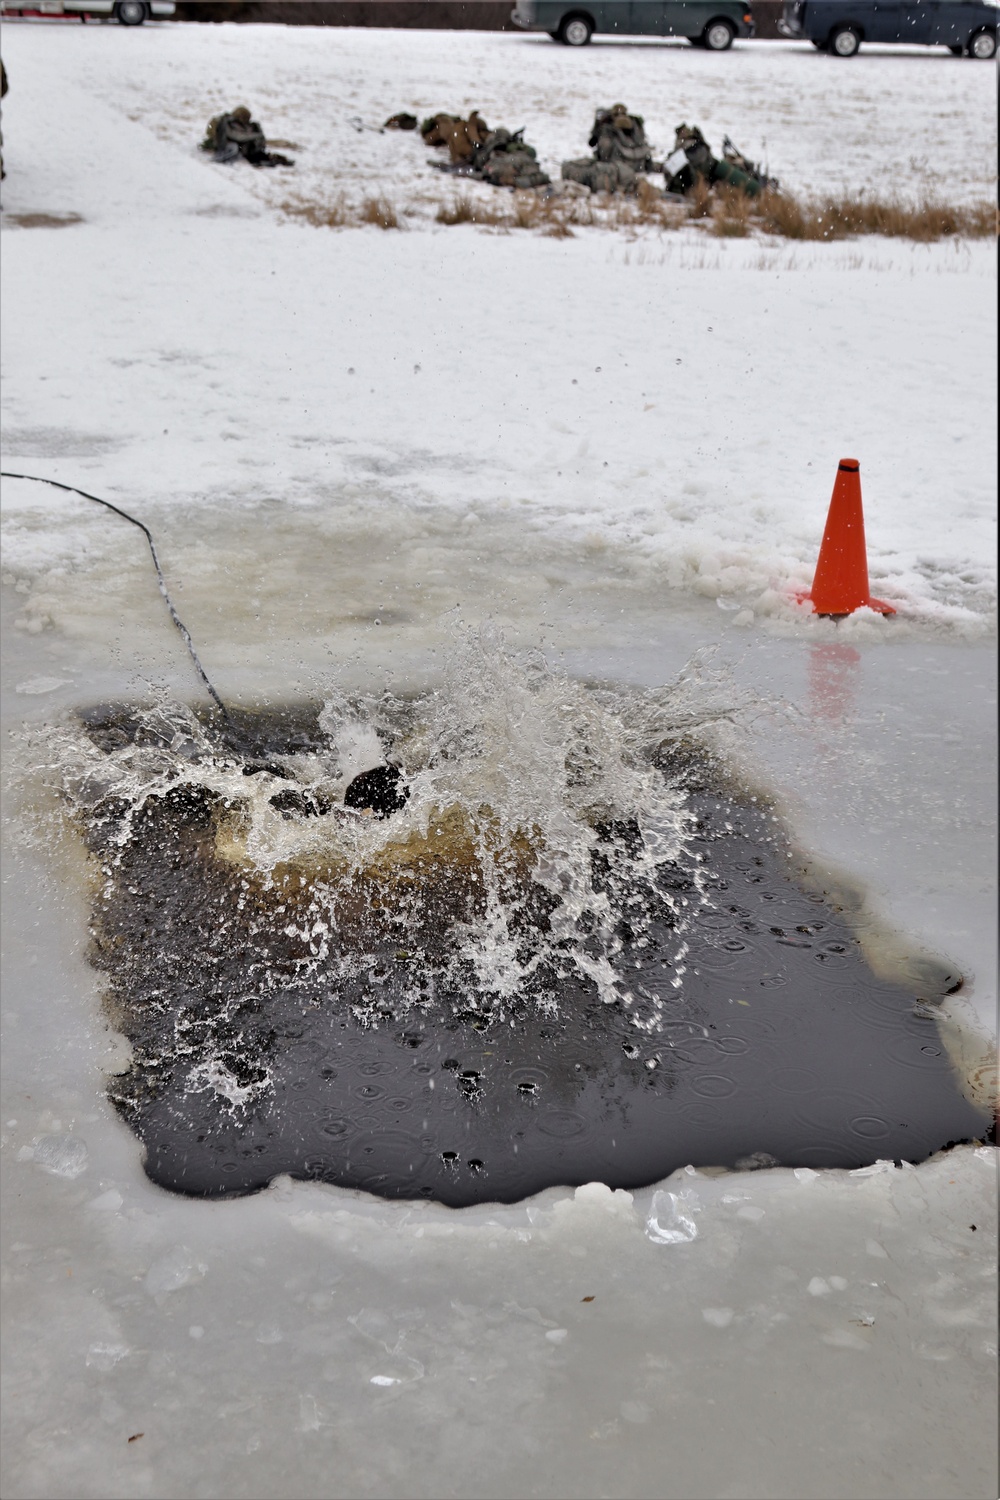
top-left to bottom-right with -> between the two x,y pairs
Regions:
32,1134 -> 88,1179
575,1181 -> 634,1214
15,676 -> 70,695
545,1328 -> 569,1344
702,1307 -> 735,1328
86,1188 -> 123,1212
144,1245 -> 207,1299
808,1277 -> 832,1296
646,1189 -> 699,1245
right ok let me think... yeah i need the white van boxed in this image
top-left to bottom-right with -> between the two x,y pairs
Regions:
0,0 -> 175,24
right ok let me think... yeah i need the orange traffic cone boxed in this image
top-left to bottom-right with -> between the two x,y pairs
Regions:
799,459 -> 895,617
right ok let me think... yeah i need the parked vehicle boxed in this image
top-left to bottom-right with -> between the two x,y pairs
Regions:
778,0 -> 997,56
511,0 -> 755,50
0,0 -> 175,24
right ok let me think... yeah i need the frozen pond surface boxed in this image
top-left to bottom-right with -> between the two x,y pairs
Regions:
1,21 -> 997,1500
3,587 -> 996,1500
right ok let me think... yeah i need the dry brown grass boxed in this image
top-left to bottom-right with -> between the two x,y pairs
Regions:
435,193 -> 510,227
435,194 -> 476,225
5,211 -> 85,229
755,189 -> 995,242
602,180 -> 689,234
360,195 -> 402,230
279,194 -> 351,228
711,185 -> 754,238
284,180 -> 994,244
687,178 -> 715,222
435,190 -> 591,234
510,193 -> 543,230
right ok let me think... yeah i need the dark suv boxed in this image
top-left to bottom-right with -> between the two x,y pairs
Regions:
511,1 -> 755,50
779,0 -> 997,56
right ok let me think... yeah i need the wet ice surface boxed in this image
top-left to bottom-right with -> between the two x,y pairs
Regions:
3,614 -> 997,1500
61,687 -> 986,1205
2,22 -> 998,1500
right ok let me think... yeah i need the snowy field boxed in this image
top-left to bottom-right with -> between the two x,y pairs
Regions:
1,24 -> 997,636
1,21 -> 998,1500
10,19 -> 999,209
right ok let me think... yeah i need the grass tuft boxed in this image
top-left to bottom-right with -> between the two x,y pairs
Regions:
711,185 -> 753,238
435,194 -> 476,225
279,194 -> 351,228
756,189 -> 995,242
284,180 -> 995,245
360,195 -> 402,230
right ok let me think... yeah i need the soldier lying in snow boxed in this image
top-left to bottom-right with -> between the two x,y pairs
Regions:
421,111 -> 550,189
420,111 -> 491,163
663,124 -> 775,197
200,107 -> 294,168
470,129 -> 550,189
561,104 -> 662,194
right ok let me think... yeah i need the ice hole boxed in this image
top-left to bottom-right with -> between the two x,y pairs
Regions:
55,679 -> 990,1208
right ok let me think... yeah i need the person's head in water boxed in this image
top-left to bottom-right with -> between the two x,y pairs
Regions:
343,764 -> 409,819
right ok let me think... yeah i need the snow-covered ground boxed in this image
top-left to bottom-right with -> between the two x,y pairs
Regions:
1,24 -> 996,635
1,22 -> 997,1500
21,20 -> 1000,207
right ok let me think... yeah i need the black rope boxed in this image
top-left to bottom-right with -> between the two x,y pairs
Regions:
1,470 -> 232,724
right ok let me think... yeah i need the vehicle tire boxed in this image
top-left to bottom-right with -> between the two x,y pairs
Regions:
967,28 -> 996,58
702,18 -> 736,50
829,24 -> 861,56
557,14 -> 593,46
115,0 -> 147,23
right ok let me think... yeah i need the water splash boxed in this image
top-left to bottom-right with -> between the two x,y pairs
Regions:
29,630 -> 778,1123
22,631 -> 989,1202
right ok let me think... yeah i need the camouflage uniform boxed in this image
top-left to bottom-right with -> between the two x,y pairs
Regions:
471,129 -> 549,190
664,123 -> 769,198
720,135 -> 777,192
420,111 -> 491,163
561,104 -> 661,194
200,107 -> 293,168
421,112 -> 550,189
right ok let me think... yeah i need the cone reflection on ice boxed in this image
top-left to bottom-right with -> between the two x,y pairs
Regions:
801,459 -> 896,617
